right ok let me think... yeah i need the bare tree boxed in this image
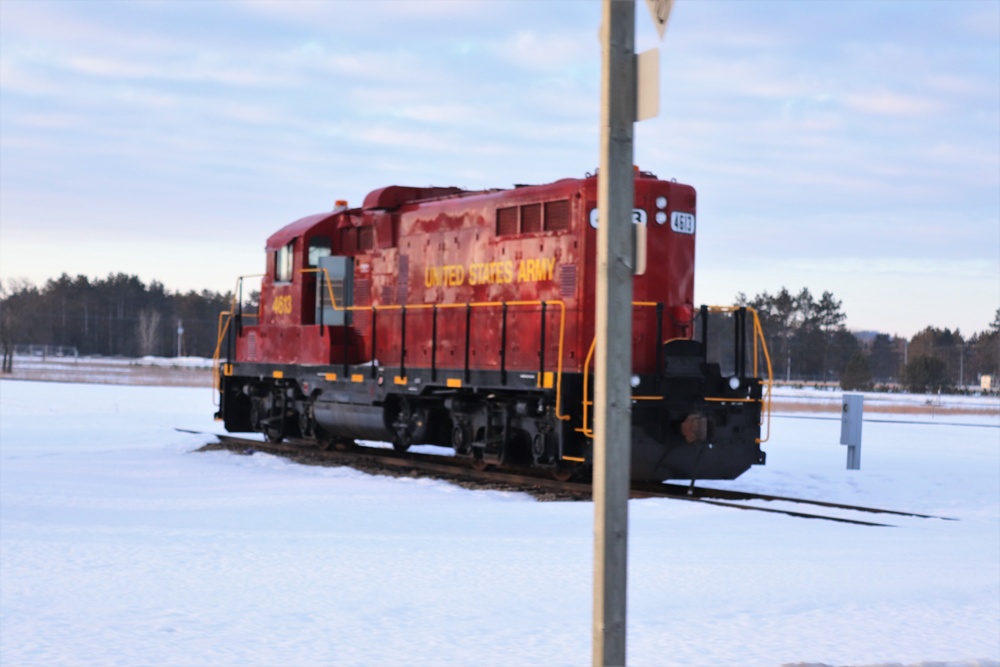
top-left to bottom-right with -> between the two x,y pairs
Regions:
0,282 -> 12,373
136,309 -> 162,357
0,279 -> 39,373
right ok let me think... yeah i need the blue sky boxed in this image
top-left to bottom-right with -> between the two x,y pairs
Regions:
1,0 -> 997,338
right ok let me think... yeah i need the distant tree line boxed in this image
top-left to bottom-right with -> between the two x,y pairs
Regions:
0,274 -> 233,364
1,276 -> 997,394
731,287 -> 998,394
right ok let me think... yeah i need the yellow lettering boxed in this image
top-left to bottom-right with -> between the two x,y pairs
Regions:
466,261 -> 515,286
430,258 -> 554,287
426,264 -> 467,287
515,257 -> 557,283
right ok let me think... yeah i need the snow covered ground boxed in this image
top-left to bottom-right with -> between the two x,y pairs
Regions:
1,379 -> 997,667
5,355 -> 213,387
769,386 -> 998,416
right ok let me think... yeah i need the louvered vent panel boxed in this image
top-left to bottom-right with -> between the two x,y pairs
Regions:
380,284 -> 395,306
496,207 -> 518,236
396,254 -> 410,304
353,279 -> 371,335
521,203 -> 542,233
560,264 -> 577,299
544,200 -> 570,231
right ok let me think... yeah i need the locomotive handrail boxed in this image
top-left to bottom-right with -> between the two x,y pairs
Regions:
704,305 -> 773,443
212,273 -> 265,405
311,267 -> 572,422
577,301 -> 668,438
576,304 -> 773,443
212,310 -> 232,403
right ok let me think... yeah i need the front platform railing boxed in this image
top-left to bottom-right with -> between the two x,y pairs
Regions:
577,305 -> 773,443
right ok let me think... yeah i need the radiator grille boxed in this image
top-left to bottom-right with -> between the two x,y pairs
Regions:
560,264 -> 577,299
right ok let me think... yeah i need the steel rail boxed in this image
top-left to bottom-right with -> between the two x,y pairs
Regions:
180,431 -> 955,526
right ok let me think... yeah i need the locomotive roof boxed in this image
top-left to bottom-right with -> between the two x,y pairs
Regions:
265,172 -> 668,250
266,211 -> 339,251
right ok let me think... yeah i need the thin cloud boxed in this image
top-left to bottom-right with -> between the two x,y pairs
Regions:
65,54 -> 294,87
489,29 -> 593,73
1,0 -> 995,338
843,89 -> 944,118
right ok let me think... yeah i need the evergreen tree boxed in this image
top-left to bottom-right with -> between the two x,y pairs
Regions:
0,274 -> 232,358
903,355 -> 949,393
868,333 -> 901,383
841,352 -> 873,391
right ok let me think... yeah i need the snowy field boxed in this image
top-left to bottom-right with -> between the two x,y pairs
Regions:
1,379 -> 998,667
768,386 -> 998,416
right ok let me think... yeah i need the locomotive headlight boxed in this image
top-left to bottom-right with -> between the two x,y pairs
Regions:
630,375 -> 641,388
728,377 -> 741,390
655,211 -> 667,224
655,196 -> 667,209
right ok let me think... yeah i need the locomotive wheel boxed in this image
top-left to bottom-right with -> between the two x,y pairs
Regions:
333,438 -> 358,451
392,438 -> 410,453
551,468 -> 574,482
471,453 -> 493,472
264,426 -> 284,444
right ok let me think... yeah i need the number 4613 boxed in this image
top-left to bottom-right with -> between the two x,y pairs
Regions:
272,295 -> 293,315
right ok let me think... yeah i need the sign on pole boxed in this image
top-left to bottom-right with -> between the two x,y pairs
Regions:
635,48 -> 660,121
645,0 -> 675,40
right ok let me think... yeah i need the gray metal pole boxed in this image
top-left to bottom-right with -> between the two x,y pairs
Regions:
593,1 -> 636,665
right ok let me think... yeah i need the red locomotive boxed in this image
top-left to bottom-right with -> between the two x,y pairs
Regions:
214,171 -> 772,481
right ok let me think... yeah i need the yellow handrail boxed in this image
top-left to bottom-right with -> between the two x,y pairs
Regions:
699,306 -> 773,443
575,301 -> 662,438
212,274 -> 265,405
578,337 -> 598,436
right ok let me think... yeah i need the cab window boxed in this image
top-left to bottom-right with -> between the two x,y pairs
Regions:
275,241 -> 294,282
308,236 -> 331,267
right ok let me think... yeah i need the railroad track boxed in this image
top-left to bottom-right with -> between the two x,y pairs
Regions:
180,430 -> 957,527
